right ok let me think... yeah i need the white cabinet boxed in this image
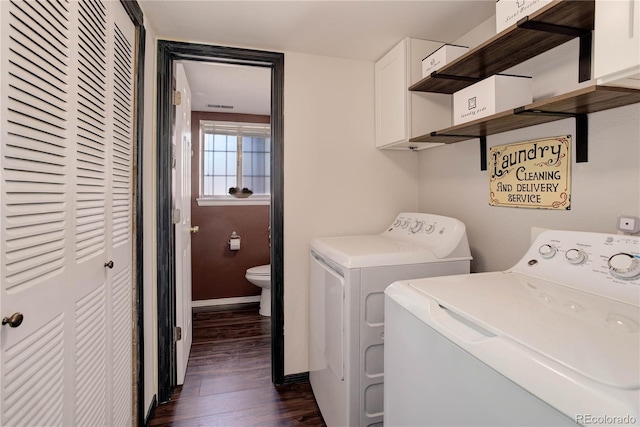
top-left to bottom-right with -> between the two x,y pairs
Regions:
594,0 -> 640,88
375,38 -> 452,150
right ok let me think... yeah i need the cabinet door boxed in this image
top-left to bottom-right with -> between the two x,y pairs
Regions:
375,38 -> 452,150
594,0 -> 640,88
375,40 -> 409,148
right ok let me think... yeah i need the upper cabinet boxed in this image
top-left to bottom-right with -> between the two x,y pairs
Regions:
374,38 -> 452,150
594,0 -> 640,88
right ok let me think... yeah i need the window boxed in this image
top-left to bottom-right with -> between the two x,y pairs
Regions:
198,120 -> 271,205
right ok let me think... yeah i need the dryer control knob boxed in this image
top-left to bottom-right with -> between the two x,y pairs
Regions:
608,253 -> 640,280
424,224 -> 435,234
410,221 -> 423,233
538,244 -> 557,259
565,249 -> 587,265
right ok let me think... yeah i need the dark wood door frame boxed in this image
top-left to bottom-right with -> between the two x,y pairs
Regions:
155,40 -> 285,404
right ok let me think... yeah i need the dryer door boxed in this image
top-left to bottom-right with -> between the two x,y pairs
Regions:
309,252 -> 345,380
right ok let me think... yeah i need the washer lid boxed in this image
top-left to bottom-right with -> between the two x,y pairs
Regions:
405,272 -> 640,390
310,235 -> 440,268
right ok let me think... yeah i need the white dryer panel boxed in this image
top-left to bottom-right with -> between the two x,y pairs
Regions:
309,212 -> 472,427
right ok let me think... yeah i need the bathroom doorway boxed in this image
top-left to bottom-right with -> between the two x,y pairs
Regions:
156,40 -> 284,403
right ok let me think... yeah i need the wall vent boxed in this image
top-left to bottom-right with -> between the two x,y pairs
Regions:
207,104 -> 234,109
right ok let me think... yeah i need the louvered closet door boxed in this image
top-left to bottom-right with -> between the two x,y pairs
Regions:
106,3 -> 135,426
0,1 -> 135,426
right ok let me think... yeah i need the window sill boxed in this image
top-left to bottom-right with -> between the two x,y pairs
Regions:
196,197 -> 271,207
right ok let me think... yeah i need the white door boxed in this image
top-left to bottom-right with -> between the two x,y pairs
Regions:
106,4 -> 135,424
173,63 -> 193,385
0,1 -> 135,425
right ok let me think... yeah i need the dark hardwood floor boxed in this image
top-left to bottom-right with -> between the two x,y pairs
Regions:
149,304 -> 326,426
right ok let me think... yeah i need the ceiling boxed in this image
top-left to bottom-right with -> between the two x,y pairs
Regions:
142,0 -> 496,115
181,61 -> 272,115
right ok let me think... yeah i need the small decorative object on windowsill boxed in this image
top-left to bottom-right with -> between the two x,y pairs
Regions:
229,187 -> 253,198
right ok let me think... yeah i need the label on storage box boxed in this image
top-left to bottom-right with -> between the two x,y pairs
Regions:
421,44 -> 468,78
496,0 -> 553,33
489,136 -> 571,210
453,74 -> 532,125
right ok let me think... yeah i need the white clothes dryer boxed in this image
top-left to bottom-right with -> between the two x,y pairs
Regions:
309,212 -> 472,427
385,230 -> 639,426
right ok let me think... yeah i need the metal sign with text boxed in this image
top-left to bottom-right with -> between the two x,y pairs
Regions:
489,136 -> 571,210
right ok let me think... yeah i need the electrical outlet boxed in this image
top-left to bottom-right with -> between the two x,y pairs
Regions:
618,215 -> 640,234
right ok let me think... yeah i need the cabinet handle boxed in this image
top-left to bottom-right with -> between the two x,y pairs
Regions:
104,260 -> 114,269
2,312 -> 24,328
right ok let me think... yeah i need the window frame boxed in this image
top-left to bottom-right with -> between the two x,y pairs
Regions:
197,119 -> 271,206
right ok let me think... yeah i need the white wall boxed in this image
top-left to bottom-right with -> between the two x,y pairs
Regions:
283,52 -> 418,374
140,9 -> 158,418
418,104 -> 640,272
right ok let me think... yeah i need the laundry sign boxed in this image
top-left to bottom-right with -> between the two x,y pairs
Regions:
489,136 -> 571,210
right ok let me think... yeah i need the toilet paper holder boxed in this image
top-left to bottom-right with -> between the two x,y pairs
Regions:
229,231 -> 241,250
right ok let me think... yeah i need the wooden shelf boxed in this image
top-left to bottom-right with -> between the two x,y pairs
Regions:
409,0 -> 595,94
409,85 -> 640,144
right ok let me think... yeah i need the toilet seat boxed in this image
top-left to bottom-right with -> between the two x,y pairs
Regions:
247,264 -> 270,276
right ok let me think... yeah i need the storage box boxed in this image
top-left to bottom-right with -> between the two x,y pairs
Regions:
421,44 -> 469,78
453,74 -> 532,125
496,0 -> 553,33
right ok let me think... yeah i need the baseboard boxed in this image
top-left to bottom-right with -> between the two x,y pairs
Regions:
192,295 -> 261,308
143,395 -> 157,427
281,372 -> 310,385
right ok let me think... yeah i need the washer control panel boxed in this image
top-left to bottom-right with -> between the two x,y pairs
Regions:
514,230 -> 639,305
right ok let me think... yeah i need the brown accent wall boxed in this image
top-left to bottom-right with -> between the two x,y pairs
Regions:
191,112 -> 271,301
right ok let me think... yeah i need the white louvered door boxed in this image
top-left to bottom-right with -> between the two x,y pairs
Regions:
0,1 -> 135,426
107,4 -> 135,425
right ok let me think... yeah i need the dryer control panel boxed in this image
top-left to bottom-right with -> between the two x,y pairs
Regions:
383,212 -> 471,260
512,230 -> 640,306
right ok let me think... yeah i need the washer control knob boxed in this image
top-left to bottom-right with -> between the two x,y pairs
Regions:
538,244 -> 557,259
393,219 -> 401,227
424,223 -> 435,234
608,253 -> 640,280
565,249 -> 587,265
410,221 -> 423,233
400,219 -> 409,229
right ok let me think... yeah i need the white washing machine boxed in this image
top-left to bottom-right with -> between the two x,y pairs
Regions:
309,212 -> 472,427
385,230 -> 639,426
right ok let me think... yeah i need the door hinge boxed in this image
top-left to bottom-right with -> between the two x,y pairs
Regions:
173,90 -> 182,106
172,208 -> 181,224
175,326 -> 182,341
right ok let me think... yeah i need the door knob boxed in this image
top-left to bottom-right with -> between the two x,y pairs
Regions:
2,312 -> 24,328
104,260 -> 114,269
190,226 -> 199,234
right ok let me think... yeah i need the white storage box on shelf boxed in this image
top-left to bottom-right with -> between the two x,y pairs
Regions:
453,74 -> 532,125
496,0 -> 553,33
421,44 -> 469,78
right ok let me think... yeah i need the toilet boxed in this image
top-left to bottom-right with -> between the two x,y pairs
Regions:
245,264 -> 271,317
